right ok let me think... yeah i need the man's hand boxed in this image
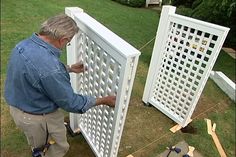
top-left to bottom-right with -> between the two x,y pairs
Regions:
68,62 -> 86,73
96,96 -> 116,108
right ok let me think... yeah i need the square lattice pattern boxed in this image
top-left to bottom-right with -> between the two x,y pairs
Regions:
76,32 -> 121,156
67,10 -> 140,156
77,33 -> 121,97
153,22 -> 218,119
146,7 -> 229,127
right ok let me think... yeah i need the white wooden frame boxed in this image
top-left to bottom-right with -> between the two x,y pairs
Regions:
146,0 -> 162,7
66,7 -> 140,157
142,6 -> 229,127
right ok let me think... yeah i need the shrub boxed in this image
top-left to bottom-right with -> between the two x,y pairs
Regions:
129,0 -> 146,7
175,0 -> 236,49
191,0 -> 202,8
175,5 -> 193,16
162,0 -> 172,5
171,0 -> 197,8
190,0 -> 236,48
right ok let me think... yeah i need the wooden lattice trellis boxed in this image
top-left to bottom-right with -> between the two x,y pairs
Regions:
66,7 -> 140,157
142,6 -> 229,127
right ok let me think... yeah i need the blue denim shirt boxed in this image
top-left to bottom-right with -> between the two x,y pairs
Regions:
4,33 -> 96,114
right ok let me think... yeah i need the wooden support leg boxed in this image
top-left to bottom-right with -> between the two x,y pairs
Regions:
205,119 -> 227,157
170,119 -> 192,133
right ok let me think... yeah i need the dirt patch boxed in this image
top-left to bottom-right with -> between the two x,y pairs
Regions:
118,98 -> 175,157
66,135 -> 95,157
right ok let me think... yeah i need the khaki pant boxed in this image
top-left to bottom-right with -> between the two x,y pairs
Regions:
10,106 -> 69,157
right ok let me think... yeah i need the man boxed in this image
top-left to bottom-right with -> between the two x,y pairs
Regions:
4,14 -> 116,157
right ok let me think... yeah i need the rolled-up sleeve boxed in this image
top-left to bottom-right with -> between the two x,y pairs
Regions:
40,71 -> 96,113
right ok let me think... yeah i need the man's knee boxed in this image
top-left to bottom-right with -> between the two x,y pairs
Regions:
62,142 -> 70,153
45,141 -> 69,157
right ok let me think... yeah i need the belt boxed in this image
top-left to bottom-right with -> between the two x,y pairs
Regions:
22,110 -> 56,115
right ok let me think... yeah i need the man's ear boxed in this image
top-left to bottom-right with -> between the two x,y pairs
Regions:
60,37 -> 68,43
58,37 -> 68,48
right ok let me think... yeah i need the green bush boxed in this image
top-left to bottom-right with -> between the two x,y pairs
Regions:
175,5 -> 193,16
171,0 -> 197,8
162,0 -> 172,5
129,0 -> 146,7
174,0 -> 236,49
190,0 -> 236,48
191,0 -> 202,8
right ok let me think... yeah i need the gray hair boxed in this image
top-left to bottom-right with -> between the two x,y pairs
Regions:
39,14 -> 79,40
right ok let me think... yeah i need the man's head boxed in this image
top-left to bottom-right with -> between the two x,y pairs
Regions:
39,14 -> 79,49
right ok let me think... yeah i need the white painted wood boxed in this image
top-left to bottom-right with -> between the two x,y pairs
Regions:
142,5 -> 229,127
143,5 -> 176,103
210,71 -> 236,102
66,7 -> 140,157
146,0 -> 162,7
66,7 -> 84,131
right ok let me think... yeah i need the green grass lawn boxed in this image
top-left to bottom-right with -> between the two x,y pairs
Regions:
1,0 -> 235,157
213,50 -> 236,82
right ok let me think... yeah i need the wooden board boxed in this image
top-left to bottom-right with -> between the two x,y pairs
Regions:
205,119 -> 227,157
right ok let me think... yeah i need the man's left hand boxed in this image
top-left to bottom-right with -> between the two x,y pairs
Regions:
69,62 -> 86,73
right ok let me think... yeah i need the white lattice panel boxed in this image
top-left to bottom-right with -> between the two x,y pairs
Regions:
66,7 -> 140,157
143,6 -> 229,127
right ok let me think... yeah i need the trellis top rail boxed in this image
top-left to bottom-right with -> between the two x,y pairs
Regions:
170,14 -> 229,33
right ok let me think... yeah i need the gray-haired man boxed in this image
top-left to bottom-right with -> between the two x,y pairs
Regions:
4,14 -> 116,157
